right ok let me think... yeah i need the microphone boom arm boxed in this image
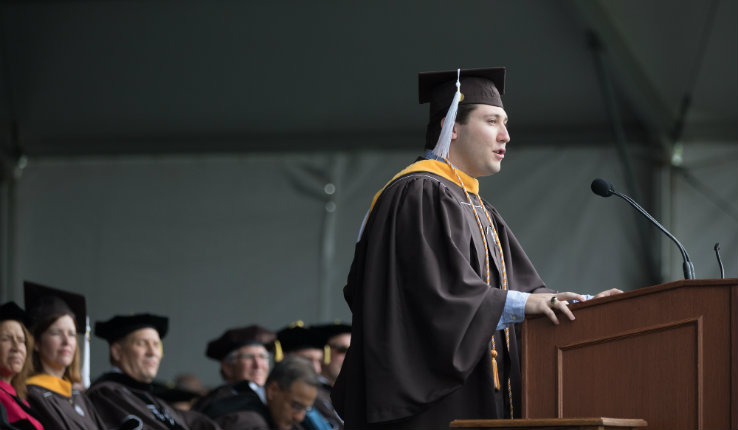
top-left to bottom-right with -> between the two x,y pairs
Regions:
613,190 -> 695,279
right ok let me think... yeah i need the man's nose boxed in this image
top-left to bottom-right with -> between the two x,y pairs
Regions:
498,124 -> 510,143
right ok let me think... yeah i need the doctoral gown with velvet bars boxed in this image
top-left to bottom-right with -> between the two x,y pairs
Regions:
86,372 -> 221,430
331,161 -> 551,428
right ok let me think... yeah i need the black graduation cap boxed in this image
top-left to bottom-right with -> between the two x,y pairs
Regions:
95,313 -> 169,344
275,321 -> 325,358
311,322 -> 351,364
419,67 -> 506,123
23,280 -> 87,331
311,322 -> 351,344
206,325 -> 276,361
0,301 -> 32,328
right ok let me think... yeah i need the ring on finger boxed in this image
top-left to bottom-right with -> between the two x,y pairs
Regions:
550,296 -> 557,306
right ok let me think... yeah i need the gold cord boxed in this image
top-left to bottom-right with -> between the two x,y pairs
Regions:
446,159 -> 514,418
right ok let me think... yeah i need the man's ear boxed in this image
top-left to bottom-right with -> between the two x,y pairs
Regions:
110,342 -> 122,363
440,117 -> 459,140
265,380 -> 279,402
220,361 -> 232,380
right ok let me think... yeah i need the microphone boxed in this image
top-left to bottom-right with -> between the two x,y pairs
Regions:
714,243 -> 725,279
591,178 -> 695,280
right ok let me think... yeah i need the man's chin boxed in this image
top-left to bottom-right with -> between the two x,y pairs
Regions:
132,374 -> 156,383
139,369 -> 159,383
247,373 -> 267,386
484,163 -> 502,176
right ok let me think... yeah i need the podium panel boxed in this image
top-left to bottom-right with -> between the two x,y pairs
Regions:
521,279 -> 737,430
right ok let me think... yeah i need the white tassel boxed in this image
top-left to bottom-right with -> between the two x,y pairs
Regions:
82,316 -> 91,388
432,68 -> 461,159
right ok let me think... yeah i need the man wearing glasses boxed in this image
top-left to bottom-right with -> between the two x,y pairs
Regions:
312,322 -> 351,430
313,322 -> 351,388
206,356 -> 320,430
194,325 -> 276,415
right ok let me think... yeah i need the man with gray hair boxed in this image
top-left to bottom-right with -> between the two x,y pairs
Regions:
204,356 -> 321,430
88,313 -> 220,429
194,325 -> 276,414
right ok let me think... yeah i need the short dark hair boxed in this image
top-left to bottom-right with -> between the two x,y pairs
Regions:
266,356 -> 320,391
424,103 -> 479,150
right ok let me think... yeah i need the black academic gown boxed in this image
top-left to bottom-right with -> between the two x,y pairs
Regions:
196,381 -> 259,420
26,382 -> 106,430
191,380 -> 256,416
331,164 -> 552,428
86,372 -> 220,430
198,387 -> 304,430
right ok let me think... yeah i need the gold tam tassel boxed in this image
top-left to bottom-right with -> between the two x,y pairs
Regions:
491,349 -> 501,391
274,340 -> 283,362
323,344 -> 331,365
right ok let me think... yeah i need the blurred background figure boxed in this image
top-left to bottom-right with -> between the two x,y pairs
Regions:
311,322 -> 351,430
87,313 -> 220,429
23,281 -> 106,429
0,302 -> 44,430
207,356 -> 320,430
275,322 -> 324,376
276,322 -> 338,430
194,324 -> 276,414
160,373 -> 209,411
312,322 -> 351,388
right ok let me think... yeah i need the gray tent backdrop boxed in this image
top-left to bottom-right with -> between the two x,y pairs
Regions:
0,1 -> 736,387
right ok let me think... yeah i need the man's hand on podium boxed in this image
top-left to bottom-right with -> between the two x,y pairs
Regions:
525,292 -> 585,325
593,288 -> 624,299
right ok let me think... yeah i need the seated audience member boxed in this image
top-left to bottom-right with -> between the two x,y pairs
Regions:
87,313 -> 220,430
275,322 -> 324,376
0,302 -> 44,430
173,373 -> 207,399
23,281 -> 106,430
1,401 -> 28,430
276,322 -> 338,430
311,322 -> 350,388
194,325 -> 275,414
206,356 -> 319,430
163,373 -> 209,411
310,322 -> 351,430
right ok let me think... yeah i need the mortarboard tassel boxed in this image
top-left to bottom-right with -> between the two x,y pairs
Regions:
82,316 -> 91,388
491,349 -> 501,391
323,344 -> 331,365
274,340 -> 283,362
432,68 -> 462,160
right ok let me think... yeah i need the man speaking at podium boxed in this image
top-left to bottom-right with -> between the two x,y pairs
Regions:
331,67 -> 620,428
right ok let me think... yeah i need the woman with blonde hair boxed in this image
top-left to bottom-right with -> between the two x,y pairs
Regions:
24,282 -> 104,430
0,301 -> 44,430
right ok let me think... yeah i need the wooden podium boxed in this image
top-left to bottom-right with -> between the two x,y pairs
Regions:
450,417 -> 647,429
520,278 -> 738,429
